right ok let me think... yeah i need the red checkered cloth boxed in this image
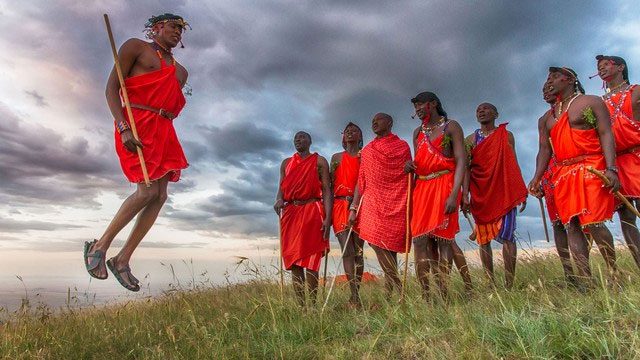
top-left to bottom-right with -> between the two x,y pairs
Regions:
357,133 -> 412,252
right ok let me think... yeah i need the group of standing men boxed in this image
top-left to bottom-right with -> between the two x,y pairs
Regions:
276,56 -> 640,307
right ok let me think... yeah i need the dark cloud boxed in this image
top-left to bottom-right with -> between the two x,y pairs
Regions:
0,103 -> 122,206
0,217 -> 85,233
24,90 -> 48,107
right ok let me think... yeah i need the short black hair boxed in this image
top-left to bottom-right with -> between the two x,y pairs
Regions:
596,55 -> 629,82
411,91 -> 448,119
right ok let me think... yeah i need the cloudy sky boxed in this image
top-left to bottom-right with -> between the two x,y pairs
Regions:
1,1 -> 639,285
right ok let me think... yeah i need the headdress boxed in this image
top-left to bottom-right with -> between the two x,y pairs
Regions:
143,13 -> 191,46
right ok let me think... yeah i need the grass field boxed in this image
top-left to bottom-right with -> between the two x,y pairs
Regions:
2,251 -> 640,359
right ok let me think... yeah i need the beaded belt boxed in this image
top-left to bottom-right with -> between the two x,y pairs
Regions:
284,198 -> 322,206
618,145 -> 640,156
557,155 -> 588,166
417,170 -> 450,181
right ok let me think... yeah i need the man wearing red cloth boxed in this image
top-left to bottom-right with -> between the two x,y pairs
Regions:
406,92 -> 468,298
535,85 -> 576,284
84,14 -> 190,291
274,132 -> 332,306
330,122 -> 364,307
596,54 -> 640,270
463,103 -> 527,289
348,113 -> 412,296
529,67 -> 619,285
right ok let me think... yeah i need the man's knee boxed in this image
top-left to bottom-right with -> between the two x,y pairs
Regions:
156,189 -> 169,204
619,207 -> 636,225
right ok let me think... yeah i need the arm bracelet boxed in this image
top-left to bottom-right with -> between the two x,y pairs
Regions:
115,120 -> 130,134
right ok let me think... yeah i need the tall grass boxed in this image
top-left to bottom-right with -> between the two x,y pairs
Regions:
1,251 -> 640,359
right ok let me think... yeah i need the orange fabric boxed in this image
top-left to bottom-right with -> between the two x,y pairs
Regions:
549,109 -> 614,225
115,55 -> 188,183
541,158 -> 560,223
357,134 -> 412,252
475,220 -> 502,245
411,131 -> 460,241
469,124 -> 527,225
606,85 -> 640,199
280,153 -> 328,270
293,251 -> 323,272
332,152 -> 360,235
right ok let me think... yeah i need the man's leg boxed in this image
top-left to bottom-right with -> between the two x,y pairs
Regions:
437,240 -> 453,299
502,240 -> 517,290
305,269 -> 319,305
87,179 -> 162,278
566,218 -> 592,281
451,241 -> 472,293
618,202 -> 640,270
552,221 -> 576,283
371,244 -> 401,295
354,235 -> 365,291
413,236 -> 431,300
337,231 -> 359,304
112,175 -> 170,274
290,265 -> 306,307
479,242 -> 494,285
587,223 -> 617,280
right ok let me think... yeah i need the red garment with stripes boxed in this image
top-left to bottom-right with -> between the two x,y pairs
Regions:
606,85 -> 640,199
332,152 -> 360,235
280,153 -> 328,271
357,134 -> 412,252
115,50 -> 188,183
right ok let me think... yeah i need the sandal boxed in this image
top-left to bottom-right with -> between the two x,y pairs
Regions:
106,258 -> 140,292
83,240 -> 107,280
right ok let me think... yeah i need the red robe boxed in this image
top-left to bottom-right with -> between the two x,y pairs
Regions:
357,134 -> 412,252
606,84 -> 640,199
332,152 -> 360,235
115,51 -> 188,183
550,106 -> 614,225
280,153 -> 328,271
411,130 -> 460,241
469,124 -> 527,224
541,158 -> 560,223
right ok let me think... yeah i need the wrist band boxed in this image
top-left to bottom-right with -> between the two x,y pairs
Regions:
115,120 -> 130,134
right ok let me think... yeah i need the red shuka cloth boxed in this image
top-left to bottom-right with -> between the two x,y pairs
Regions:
541,158 -> 560,223
280,153 -> 328,270
411,131 -> 460,240
606,85 -> 640,199
332,152 -> 360,235
469,124 -> 527,225
550,109 -> 614,225
357,134 -> 412,252
115,56 -> 188,183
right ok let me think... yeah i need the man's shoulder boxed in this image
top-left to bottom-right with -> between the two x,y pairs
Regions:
122,38 -> 148,50
578,94 -> 604,105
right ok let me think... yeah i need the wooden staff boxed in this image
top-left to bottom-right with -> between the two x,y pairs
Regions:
400,173 -> 412,302
321,247 -> 329,297
587,167 -> 640,218
104,14 -> 151,187
321,196 -> 363,312
538,197 -> 551,243
278,209 -> 284,300
463,211 -> 476,241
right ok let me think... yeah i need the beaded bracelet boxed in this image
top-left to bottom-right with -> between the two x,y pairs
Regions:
115,120 -> 130,134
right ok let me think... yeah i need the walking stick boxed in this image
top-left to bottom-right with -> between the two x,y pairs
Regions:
321,247 -> 329,297
321,196 -> 363,313
463,211 -> 477,241
587,167 -> 640,218
278,209 -> 284,300
538,197 -> 551,243
400,173 -> 412,302
103,14 -> 151,187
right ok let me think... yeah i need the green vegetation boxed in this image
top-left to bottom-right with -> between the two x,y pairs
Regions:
2,252 -> 640,359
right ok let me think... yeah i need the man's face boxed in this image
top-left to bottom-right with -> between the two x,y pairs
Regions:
293,132 -> 311,152
413,100 -> 436,120
371,115 -> 391,135
343,125 -> 361,143
476,103 -> 497,124
597,60 -> 623,82
545,71 -> 572,96
542,84 -> 555,105
156,21 -> 184,48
